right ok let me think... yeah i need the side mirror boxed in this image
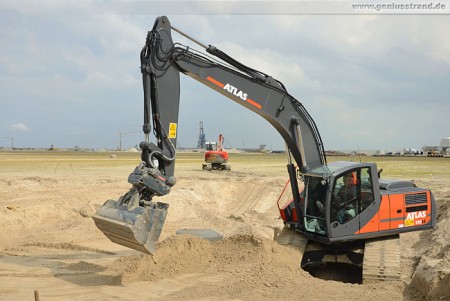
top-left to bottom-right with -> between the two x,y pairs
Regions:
377,168 -> 383,178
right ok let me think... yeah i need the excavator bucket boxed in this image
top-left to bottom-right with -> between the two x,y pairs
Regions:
92,197 -> 169,255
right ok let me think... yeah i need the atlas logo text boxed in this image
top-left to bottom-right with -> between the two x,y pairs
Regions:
406,211 -> 426,219
223,83 -> 248,101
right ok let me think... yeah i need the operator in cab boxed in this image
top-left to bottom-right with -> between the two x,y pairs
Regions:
333,172 -> 357,224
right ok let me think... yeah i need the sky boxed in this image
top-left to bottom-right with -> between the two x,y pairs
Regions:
1,1 -> 449,151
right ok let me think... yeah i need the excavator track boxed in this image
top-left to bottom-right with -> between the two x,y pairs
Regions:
276,228 -> 401,284
362,234 -> 401,283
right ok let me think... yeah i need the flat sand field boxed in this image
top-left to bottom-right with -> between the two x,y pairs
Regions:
0,151 -> 449,300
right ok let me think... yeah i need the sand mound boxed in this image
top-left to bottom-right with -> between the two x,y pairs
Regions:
1,153 -> 449,300
110,233 -> 346,300
114,234 -> 308,285
411,195 -> 450,300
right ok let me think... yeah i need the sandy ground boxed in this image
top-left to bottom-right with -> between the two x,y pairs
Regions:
0,152 -> 449,300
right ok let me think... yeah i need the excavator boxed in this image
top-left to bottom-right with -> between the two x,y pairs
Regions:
202,134 -> 231,171
92,16 -> 437,282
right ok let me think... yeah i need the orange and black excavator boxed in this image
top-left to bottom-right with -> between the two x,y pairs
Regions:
202,134 -> 230,171
92,16 -> 436,282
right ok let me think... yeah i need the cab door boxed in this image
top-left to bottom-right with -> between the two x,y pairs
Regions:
328,167 -> 377,239
303,176 -> 328,236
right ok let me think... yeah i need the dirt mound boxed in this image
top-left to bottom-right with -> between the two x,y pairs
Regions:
1,153 -> 449,300
109,233 -> 336,300
410,196 -> 450,300
109,233 -> 405,300
114,234 -> 307,284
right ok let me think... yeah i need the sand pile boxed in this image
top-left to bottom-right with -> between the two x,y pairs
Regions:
111,234 -> 329,300
114,234 -> 307,284
410,194 -> 450,300
1,154 -> 449,300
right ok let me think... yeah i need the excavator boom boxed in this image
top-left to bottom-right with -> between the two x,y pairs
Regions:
144,16 -> 328,176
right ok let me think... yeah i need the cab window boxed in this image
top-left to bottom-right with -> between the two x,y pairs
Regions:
304,176 -> 327,235
331,167 -> 374,224
360,167 -> 374,211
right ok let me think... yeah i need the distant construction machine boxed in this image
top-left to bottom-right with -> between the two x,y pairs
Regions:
202,134 -> 231,171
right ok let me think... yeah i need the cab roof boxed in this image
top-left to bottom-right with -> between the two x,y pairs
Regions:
305,161 -> 373,178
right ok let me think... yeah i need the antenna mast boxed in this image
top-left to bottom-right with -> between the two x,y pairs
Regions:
197,121 -> 206,149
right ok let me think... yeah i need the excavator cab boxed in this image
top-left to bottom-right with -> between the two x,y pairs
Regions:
283,162 -> 379,243
287,161 -> 436,272
289,160 -> 435,245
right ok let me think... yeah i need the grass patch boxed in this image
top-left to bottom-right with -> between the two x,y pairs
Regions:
1,151 -> 449,181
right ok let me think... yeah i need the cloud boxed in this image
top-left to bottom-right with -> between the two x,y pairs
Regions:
10,123 -> 30,131
0,5 -> 449,150
217,42 -> 322,92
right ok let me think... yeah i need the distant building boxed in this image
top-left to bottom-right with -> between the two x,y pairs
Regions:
440,137 -> 450,154
259,144 -> 270,153
197,121 -> 206,149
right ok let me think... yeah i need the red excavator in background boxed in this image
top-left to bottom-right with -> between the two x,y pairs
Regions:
202,134 -> 231,171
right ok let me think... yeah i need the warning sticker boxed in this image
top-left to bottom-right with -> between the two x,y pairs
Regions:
404,219 -> 414,227
168,123 -> 177,139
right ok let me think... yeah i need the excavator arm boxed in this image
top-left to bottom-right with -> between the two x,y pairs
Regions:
143,16 -> 326,178
93,16 -> 328,254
